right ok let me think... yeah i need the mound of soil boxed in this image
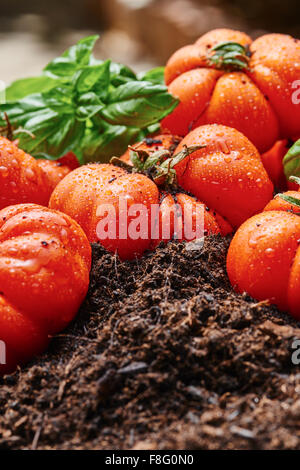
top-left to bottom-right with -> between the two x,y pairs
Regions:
1,236 -> 300,450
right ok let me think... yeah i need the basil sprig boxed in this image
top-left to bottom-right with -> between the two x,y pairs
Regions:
0,36 -> 178,163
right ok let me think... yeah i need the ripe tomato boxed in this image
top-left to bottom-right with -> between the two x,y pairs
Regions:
162,28 -> 300,153
227,189 -> 300,318
173,125 -> 273,227
0,204 -> 91,375
0,137 -> 72,209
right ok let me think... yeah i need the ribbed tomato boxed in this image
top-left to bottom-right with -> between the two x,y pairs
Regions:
0,204 -> 91,375
162,28 -> 300,153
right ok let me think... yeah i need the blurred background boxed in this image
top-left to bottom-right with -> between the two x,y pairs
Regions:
1,0 -> 299,84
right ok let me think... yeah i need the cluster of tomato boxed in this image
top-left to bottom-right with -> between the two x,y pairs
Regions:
160,28 -> 300,320
1,27 -> 300,374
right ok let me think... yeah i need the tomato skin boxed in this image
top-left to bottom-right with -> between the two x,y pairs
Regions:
164,29 -> 300,152
0,204 -> 91,375
287,247 -> 300,317
0,137 -> 73,209
0,137 -> 51,209
175,193 -> 220,239
94,172 -> 160,260
0,296 -> 49,375
50,164 -> 127,240
260,140 -> 289,190
36,160 -> 71,193
227,211 -> 300,316
58,152 -> 80,170
161,69 -> 222,136
152,193 -> 222,248
174,124 -> 273,228
249,34 -> 300,140
192,72 -> 279,153
165,29 -> 252,86
227,186 -> 300,319
260,137 -> 300,190
50,164 -> 160,260
264,191 -> 300,214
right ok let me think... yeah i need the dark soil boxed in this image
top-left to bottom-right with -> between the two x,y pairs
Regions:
1,236 -> 300,450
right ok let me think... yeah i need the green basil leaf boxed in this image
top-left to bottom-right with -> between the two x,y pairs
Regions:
76,92 -> 104,120
74,61 -> 110,96
6,76 -> 59,102
0,94 -> 49,125
63,35 -> 99,65
43,59 -> 79,80
109,62 -> 136,87
82,123 -> 142,163
138,67 -> 165,85
17,114 -> 85,160
44,35 -> 99,79
283,139 -> 300,179
100,87 -> 178,127
0,35 -> 178,165
42,86 -> 74,113
108,81 -> 168,102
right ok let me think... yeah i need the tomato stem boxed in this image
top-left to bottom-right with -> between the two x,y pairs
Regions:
110,144 -> 204,189
0,113 -> 14,141
278,176 -> 300,208
109,156 -> 134,173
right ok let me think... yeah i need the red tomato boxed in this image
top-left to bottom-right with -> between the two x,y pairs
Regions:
227,190 -> 300,318
0,204 -> 91,375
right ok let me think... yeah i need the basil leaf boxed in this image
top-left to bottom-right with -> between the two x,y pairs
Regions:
6,76 -> 59,102
283,139 -> 300,179
0,94 -> 49,125
138,67 -> 165,85
44,35 -> 99,79
108,81 -> 168,102
82,123 -> 142,163
107,61 -> 137,87
76,92 -> 104,120
63,35 -> 99,65
0,35 -> 178,164
43,86 -> 74,113
17,115 -> 85,161
101,93 -> 178,127
100,81 -> 178,127
74,61 -> 110,96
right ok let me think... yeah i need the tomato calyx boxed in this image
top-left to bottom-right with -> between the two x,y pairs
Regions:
278,176 -> 300,208
207,41 -> 250,71
110,145 -> 204,189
